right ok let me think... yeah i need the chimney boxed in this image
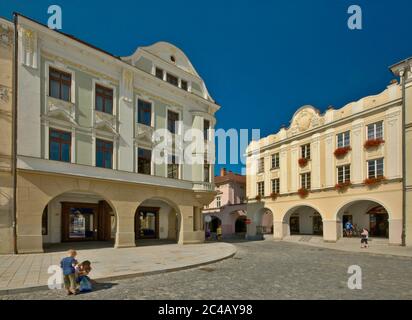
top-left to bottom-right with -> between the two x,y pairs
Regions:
220,167 -> 227,176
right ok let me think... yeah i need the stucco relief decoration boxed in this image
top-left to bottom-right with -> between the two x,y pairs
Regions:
0,24 -> 12,48
20,28 -> 38,68
47,97 -> 76,124
94,111 -> 117,134
0,86 -> 10,104
122,69 -> 133,102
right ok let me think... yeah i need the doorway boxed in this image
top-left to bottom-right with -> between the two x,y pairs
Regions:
290,215 -> 300,234
135,207 -> 159,239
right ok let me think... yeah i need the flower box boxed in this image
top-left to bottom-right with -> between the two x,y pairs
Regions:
335,181 -> 352,191
298,158 -> 309,167
255,195 -> 262,201
270,192 -> 279,200
334,146 -> 351,158
364,176 -> 386,186
364,138 -> 385,149
297,188 -> 309,198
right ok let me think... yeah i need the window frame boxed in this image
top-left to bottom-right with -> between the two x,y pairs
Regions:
300,172 -> 311,189
137,98 -> 153,127
49,67 -> 72,102
337,165 -> 351,184
367,121 -> 384,140
367,158 -> 384,179
167,109 -> 180,135
95,84 -> 114,114
166,72 -> 179,87
167,154 -> 180,179
301,144 -> 311,159
95,138 -> 113,169
137,147 -> 152,175
257,181 -> 265,197
155,67 -> 164,80
271,153 -> 280,169
272,178 -> 280,194
337,131 -> 351,148
49,128 -> 72,162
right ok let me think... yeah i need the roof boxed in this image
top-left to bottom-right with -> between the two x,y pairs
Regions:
214,172 -> 246,185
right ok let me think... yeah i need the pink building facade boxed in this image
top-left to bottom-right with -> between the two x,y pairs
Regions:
202,168 -> 248,238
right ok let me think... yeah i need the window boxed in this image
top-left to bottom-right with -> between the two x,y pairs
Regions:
49,129 -> 71,162
337,131 -> 350,148
216,196 -> 221,208
257,181 -> 265,196
271,153 -> 280,169
301,172 -> 311,189
49,67 -> 71,101
95,84 -> 113,114
337,165 -> 351,183
155,67 -> 164,79
181,80 -> 188,91
367,121 -> 384,140
272,179 -> 280,194
137,99 -> 152,126
368,158 -> 384,178
301,144 -> 311,159
166,73 -> 179,86
204,119 -> 210,140
167,110 -> 179,134
138,148 -> 151,175
96,139 -> 113,169
167,155 -> 179,179
258,158 -> 264,173
204,161 -> 210,183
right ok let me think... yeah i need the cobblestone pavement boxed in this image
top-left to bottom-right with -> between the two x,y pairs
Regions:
2,240 -> 412,300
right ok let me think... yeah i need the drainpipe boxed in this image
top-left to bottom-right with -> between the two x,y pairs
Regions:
11,13 -> 19,254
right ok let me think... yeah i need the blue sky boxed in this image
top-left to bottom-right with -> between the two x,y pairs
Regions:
1,0 -> 411,175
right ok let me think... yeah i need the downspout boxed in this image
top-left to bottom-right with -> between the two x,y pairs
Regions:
11,13 -> 18,254
400,61 -> 409,247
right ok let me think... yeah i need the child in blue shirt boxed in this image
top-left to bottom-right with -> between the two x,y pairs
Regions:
60,249 -> 78,295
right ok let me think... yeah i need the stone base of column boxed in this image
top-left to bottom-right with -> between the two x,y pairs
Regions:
178,231 -> 205,244
389,218 -> 402,246
115,232 -> 136,248
17,235 -> 44,254
322,220 -> 338,243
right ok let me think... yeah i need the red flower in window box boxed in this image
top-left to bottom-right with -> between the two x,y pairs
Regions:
298,158 -> 308,167
364,138 -> 385,149
297,188 -> 309,198
364,176 -> 386,186
270,192 -> 279,200
334,146 -> 352,158
255,195 -> 262,201
335,181 -> 352,191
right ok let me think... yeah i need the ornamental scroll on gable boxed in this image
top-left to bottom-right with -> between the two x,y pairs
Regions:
288,105 -> 324,136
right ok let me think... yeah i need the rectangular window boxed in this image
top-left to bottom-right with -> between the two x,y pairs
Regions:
271,153 -> 280,169
216,196 -> 221,208
337,131 -> 350,148
96,139 -> 113,169
337,165 -> 351,183
167,155 -> 179,179
301,173 -> 311,189
181,80 -> 188,91
155,67 -> 164,80
166,73 -> 179,86
204,161 -> 210,183
367,121 -> 384,140
49,128 -> 71,162
301,144 -> 311,159
258,158 -> 265,173
204,119 -> 210,140
138,148 -> 152,175
49,67 -> 71,101
137,99 -> 152,126
368,158 -> 384,178
272,179 -> 280,194
257,182 -> 265,196
167,110 -> 179,134
95,84 -> 113,114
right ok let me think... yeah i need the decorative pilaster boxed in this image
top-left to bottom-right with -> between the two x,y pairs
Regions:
324,129 -> 335,188
18,27 -> 38,69
290,143 -> 299,192
351,119 -> 364,183
311,134 -> 321,190
279,146 -> 288,193
385,108 -> 402,179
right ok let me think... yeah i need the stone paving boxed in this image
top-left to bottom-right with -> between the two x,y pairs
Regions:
1,239 -> 412,300
0,241 -> 236,293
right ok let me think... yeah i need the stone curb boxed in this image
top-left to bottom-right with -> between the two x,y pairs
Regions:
0,245 -> 237,296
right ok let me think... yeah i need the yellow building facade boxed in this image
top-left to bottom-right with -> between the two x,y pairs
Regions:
246,77 -> 405,245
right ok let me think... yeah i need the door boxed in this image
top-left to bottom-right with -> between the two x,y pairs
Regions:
61,203 -> 98,242
135,207 -> 159,239
313,214 -> 323,235
290,215 -> 300,234
97,200 -> 113,241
